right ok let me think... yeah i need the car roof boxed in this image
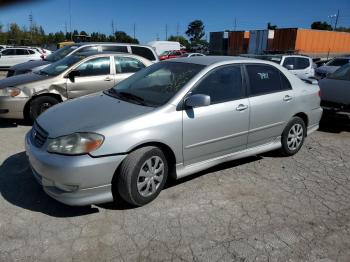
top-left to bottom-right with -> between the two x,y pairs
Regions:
169,56 -> 257,66
72,42 -> 152,48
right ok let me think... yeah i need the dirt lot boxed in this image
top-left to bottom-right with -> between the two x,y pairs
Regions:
0,117 -> 349,262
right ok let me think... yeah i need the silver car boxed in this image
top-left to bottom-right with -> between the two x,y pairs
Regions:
0,52 -> 152,120
25,56 -> 322,207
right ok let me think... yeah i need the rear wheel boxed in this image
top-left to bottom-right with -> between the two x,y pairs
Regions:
280,117 -> 306,156
28,96 -> 59,121
115,146 -> 168,206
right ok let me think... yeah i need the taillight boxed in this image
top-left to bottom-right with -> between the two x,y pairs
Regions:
318,90 -> 321,97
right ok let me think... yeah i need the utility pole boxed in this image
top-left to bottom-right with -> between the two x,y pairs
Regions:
69,0 -> 72,40
111,20 -> 115,35
165,24 -> 168,40
29,11 -> 33,44
65,21 -> 67,36
176,23 -> 179,41
234,17 -> 237,31
334,9 -> 339,30
133,23 -> 136,39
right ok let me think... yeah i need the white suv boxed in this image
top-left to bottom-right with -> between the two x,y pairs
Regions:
0,47 -> 42,68
244,54 -> 315,79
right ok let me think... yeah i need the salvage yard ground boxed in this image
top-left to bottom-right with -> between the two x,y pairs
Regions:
0,117 -> 349,261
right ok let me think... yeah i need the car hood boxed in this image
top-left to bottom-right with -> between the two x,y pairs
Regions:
316,66 -> 339,74
319,78 -> 350,105
10,60 -> 51,71
0,73 -> 49,88
36,92 -> 155,138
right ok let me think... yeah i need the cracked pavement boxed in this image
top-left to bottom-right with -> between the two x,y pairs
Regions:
0,117 -> 349,262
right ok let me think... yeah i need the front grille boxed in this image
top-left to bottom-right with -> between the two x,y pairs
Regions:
6,70 -> 14,77
31,122 -> 48,148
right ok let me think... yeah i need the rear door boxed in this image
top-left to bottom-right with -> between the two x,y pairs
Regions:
182,64 -> 249,165
283,56 -> 312,78
66,56 -> 114,98
245,64 -> 295,148
113,56 -> 146,84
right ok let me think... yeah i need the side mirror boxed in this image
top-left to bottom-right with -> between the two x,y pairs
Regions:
185,94 -> 211,108
67,70 -> 80,82
285,64 -> 294,70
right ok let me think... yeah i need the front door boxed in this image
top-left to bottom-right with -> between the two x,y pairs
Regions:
66,56 -> 114,99
182,64 -> 249,165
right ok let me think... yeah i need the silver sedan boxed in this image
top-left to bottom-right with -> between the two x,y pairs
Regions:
25,56 -> 322,206
0,52 -> 152,121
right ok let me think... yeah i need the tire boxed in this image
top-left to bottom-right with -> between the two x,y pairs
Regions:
280,116 -> 306,156
28,96 -> 59,121
116,146 -> 168,206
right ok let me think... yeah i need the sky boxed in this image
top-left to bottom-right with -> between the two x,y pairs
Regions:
0,0 -> 349,44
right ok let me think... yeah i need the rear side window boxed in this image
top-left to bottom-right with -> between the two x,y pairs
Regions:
131,46 -> 156,61
115,57 -> 145,73
191,65 -> 244,104
282,57 -> 296,68
295,58 -> 310,69
75,57 -> 110,76
1,49 -> 15,55
102,46 -> 128,53
246,64 -> 291,96
16,49 -> 28,55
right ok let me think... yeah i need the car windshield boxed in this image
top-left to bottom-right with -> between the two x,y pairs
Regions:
106,62 -> 204,107
36,54 -> 85,76
160,51 -> 170,56
44,45 -> 79,62
327,63 -> 350,81
326,58 -> 350,67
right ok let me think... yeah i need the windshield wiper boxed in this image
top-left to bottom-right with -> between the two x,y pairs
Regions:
118,91 -> 148,106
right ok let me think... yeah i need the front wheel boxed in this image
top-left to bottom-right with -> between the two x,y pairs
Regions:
28,96 -> 59,121
115,146 -> 168,206
280,117 -> 306,156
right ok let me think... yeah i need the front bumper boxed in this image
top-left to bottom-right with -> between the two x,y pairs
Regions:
0,96 -> 28,119
25,132 -> 126,206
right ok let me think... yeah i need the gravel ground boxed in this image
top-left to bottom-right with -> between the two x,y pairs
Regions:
0,116 -> 350,261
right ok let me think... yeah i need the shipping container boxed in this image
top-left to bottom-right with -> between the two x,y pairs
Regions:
227,31 -> 250,55
248,30 -> 274,54
209,32 -> 228,55
268,28 -> 350,57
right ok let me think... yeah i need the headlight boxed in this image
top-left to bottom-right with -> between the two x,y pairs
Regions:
47,133 -> 104,155
0,87 -> 21,97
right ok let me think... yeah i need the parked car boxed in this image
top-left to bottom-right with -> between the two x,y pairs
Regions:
180,53 -> 205,57
159,50 -> 187,60
0,47 -> 42,69
25,56 -> 322,207
6,42 -> 159,77
0,52 -> 151,121
147,41 -> 184,56
315,56 -> 350,79
319,63 -> 350,119
243,54 -> 315,79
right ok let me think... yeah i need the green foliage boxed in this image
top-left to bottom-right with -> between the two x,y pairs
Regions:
115,31 -> 139,44
311,21 -> 333,31
335,27 -> 350,33
167,35 -> 190,49
267,22 -> 277,30
186,20 -> 205,44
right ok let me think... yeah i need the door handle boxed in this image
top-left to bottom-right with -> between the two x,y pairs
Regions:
236,104 -> 248,111
283,95 -> 293,101
104,77 -> 113,81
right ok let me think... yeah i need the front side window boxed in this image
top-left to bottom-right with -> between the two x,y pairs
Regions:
108,62 -> 204,106
115,57 -> 145,73
28,50 -> 35,54
37,54 -> 86,76
131,46 -> 156,61
326,58 -> 350,67
45,45 -> 79,62
191,65 -> 244,104
246,64 -> 290,96
282,57 -> 296,69
75,57 -> 110,76
75,46 -> 98,54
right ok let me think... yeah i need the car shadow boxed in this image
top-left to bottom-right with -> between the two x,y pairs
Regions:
318,115 -> 350,133
0,152 -> 99,217
0,119 -> 31,128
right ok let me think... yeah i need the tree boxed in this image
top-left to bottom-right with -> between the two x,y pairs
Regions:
185,20 -> 205,44
311,21 -> 333,31
267,22 -> 277,30
335,26 -> 350,33
80,30 -> 87,36
168,35 -> 190,50
114,31 -> 139,44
